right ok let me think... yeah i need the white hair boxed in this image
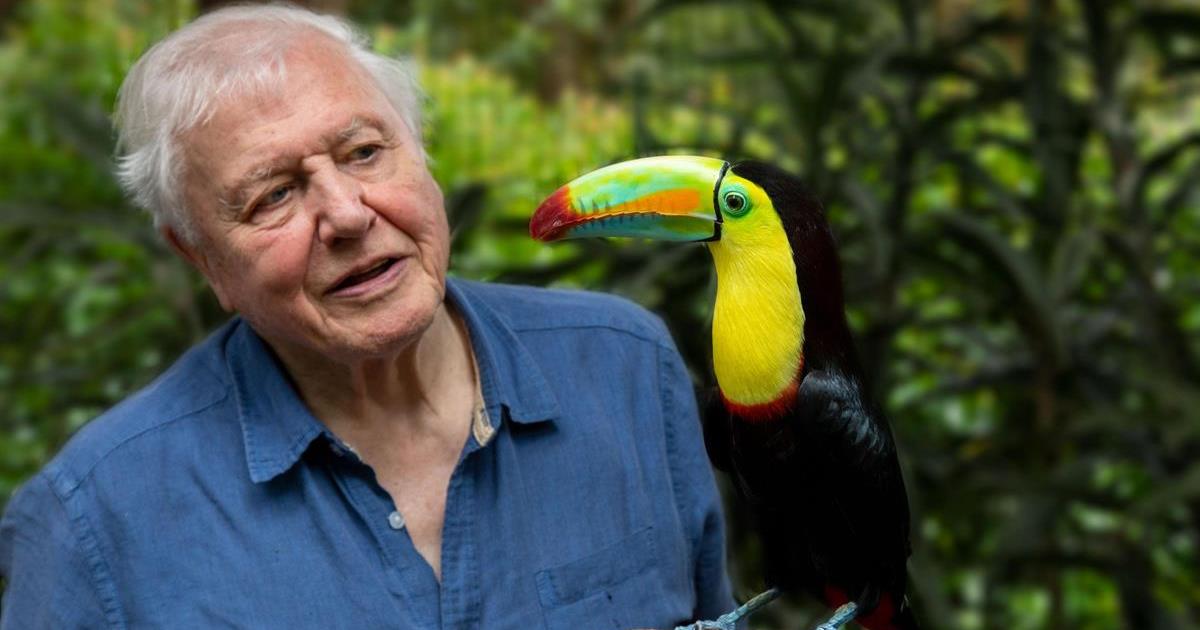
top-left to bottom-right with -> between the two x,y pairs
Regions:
114,3 -> 425,243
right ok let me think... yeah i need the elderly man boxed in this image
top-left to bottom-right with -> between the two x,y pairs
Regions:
0,5 -> 734,629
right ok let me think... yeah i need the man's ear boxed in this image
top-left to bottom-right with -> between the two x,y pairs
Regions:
162,226 -> 235,312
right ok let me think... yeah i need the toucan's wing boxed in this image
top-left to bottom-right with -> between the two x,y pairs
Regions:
796,369 -> 913,573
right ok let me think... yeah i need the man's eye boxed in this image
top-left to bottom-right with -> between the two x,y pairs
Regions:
349,144 -> 381,162
252,184 -> 294,213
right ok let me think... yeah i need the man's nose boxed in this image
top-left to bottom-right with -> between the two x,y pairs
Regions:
310,167 -> 375,244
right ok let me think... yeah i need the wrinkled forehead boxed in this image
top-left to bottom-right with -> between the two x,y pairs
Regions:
176,41 -> 415,201
184,41 -> 408,149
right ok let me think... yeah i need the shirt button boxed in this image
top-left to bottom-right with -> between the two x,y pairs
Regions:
387,511 -> 405,530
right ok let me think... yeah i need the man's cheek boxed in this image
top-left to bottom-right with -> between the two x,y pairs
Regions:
263,263 -> 310,297
249,237 -> 311,290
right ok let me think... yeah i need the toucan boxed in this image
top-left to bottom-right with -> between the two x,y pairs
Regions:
530,156 -> 919,630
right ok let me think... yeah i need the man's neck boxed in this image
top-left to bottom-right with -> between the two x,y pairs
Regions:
265,304 -> 479,446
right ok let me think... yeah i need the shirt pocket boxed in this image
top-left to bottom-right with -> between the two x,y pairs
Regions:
535,525 -> 678,630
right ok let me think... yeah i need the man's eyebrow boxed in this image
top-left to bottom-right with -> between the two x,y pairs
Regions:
329,115 -> 394,144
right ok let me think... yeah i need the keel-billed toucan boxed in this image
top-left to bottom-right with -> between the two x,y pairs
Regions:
530,156 -> 919,630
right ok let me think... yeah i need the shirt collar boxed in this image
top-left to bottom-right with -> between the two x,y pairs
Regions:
446,277 -> 560,430
225,321 -> 329,484
226,277 -> 560,484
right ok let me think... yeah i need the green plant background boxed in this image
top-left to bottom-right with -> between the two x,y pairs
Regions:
2,1 -> 1199,628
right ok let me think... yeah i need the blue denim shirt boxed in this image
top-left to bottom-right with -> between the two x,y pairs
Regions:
0,279 -> 733,629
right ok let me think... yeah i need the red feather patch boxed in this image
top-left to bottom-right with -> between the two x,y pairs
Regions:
721,378 -> 799,422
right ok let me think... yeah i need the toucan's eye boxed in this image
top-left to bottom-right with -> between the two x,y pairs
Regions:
722,190 -> 750,217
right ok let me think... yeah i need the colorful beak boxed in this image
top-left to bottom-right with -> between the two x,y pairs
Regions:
530,155 -> 728,242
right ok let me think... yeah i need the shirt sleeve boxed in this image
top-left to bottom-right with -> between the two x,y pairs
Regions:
657,334 -> 737,621
0,472 -> 117,629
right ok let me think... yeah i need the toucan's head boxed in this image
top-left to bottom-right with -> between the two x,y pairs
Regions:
531,155 -> 844,419
530,155 -> 793,252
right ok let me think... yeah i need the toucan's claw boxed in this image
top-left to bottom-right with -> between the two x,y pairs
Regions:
672,590 -> 860,630
674,620 -> 734,630
673,588 -> 782,630
815,601 -> 860,630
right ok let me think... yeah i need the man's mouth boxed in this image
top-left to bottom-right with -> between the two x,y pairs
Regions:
327,257 -> 402,295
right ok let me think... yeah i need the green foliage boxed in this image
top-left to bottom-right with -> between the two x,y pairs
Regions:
2,0 -> 1200,628
417,55 -> 633,275
0,0 -> 200,499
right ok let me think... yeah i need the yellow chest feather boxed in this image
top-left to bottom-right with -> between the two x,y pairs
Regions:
708,229 -> 804,406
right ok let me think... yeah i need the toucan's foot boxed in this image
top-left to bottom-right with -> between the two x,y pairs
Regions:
673,620 -> 734,630
815,602 -> 860,630
673,588 -> 782,630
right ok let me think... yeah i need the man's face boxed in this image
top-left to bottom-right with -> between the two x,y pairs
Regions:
177,41 -> 449,364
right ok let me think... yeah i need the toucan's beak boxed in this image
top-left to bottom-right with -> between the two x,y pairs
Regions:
530,155 -> 728,242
